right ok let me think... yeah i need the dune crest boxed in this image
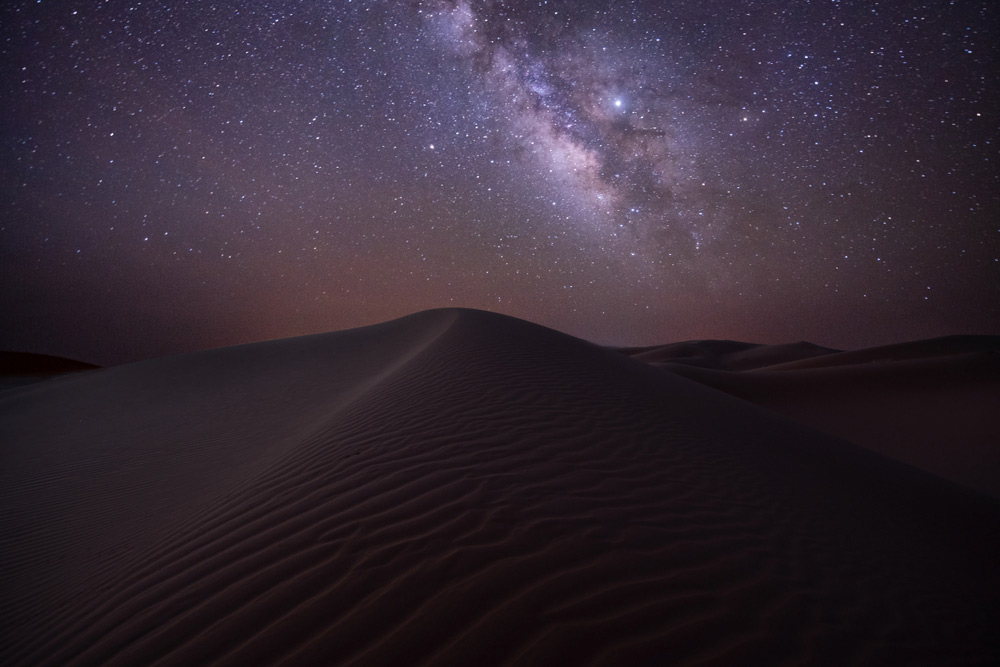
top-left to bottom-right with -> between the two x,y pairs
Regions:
1,309 -> 998,665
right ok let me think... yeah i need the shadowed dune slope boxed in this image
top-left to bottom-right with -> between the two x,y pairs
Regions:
1,309 -> 998,666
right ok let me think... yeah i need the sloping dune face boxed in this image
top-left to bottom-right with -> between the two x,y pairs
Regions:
1,309 -> 998,665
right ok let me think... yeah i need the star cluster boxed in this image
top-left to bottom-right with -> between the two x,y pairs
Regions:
1,0 -> 997,364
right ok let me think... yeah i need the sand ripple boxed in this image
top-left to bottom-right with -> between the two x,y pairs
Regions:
1,309 -> 998,665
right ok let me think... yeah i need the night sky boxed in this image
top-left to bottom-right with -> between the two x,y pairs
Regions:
2,0 -> 997,366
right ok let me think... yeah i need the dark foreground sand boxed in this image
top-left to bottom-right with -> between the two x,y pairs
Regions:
1,309 -> 998,665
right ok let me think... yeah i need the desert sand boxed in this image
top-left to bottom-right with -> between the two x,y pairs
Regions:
1,308 -> 998,665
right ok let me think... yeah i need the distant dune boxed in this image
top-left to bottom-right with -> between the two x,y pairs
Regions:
616,338 -> 839,371
0,351 -> 99,375
1,309 -> 998,665
0,352 -> 100,391
642,335 -> 1000,499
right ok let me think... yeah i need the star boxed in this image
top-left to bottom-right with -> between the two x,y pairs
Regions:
0,0 -> 994,363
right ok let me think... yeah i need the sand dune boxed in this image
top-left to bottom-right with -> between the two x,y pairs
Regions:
0,352 -> 100,392
618,339 -> 839,371
656,336 -> 1000,499
1,309 -> 998,665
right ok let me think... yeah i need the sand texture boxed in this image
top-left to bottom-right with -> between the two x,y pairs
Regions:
1,309 -> 998,665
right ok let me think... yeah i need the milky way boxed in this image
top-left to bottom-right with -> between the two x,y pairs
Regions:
419,0 -> 713,245
1,0 -> 997,364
